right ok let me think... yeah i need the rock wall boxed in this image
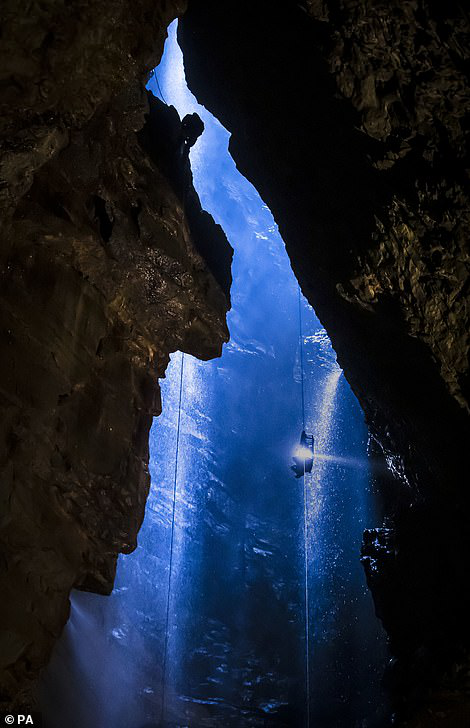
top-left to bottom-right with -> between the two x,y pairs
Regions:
178,0 -> 470,722
1,0 -> 469,721
0,0 -> 232,708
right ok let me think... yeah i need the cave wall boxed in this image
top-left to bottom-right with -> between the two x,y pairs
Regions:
1,0 -> 469,721
178,0 -> 470,721
0,0 -> 232,708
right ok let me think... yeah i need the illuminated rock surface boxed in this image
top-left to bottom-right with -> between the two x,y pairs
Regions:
0,0 -> 469,723
41,28 -> 388,726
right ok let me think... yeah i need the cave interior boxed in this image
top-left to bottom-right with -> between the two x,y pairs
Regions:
0,1 -> 469,727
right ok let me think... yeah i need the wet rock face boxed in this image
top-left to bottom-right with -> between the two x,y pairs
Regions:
362,513 -> 470,724
0,0 -> 469,719
0,0 -> 232,708
178,0 -> 469,720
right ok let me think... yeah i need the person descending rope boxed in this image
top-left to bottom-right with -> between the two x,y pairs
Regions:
295,287 -> 313,728
291,430 -> 315,478
292,287 -> 315,479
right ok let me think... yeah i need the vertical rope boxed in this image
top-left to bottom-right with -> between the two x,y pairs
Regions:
152,69 -> 168,105
303,458 -> 310,728
299,286 -> 310,728
298,286 -> 306,432
160,352 -> 185,726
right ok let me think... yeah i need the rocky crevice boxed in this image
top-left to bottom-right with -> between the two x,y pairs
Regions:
0,0 -> 469,721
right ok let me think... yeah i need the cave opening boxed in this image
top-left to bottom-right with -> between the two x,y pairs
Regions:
40,21 -> 389,728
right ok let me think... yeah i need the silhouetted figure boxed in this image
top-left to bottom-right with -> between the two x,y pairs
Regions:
291,430 -> 314,478
180,112 -> 204,156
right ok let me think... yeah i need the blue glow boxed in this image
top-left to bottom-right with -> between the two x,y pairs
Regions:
41,21 -> 388,727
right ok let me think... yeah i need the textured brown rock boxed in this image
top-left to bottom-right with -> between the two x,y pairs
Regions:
0,0 -> 186,216
1,0 -> 469,721
0,0 -> 232,708
315,0 -> 469,413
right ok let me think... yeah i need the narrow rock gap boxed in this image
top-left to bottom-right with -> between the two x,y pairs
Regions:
40,21 -> 389,728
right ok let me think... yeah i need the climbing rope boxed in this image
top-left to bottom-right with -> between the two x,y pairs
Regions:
152,68 -> 168,105
298,286 -> 311,728
160,352 -> 185,725
298,286 -> 306,432
303,463 -> 311,728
